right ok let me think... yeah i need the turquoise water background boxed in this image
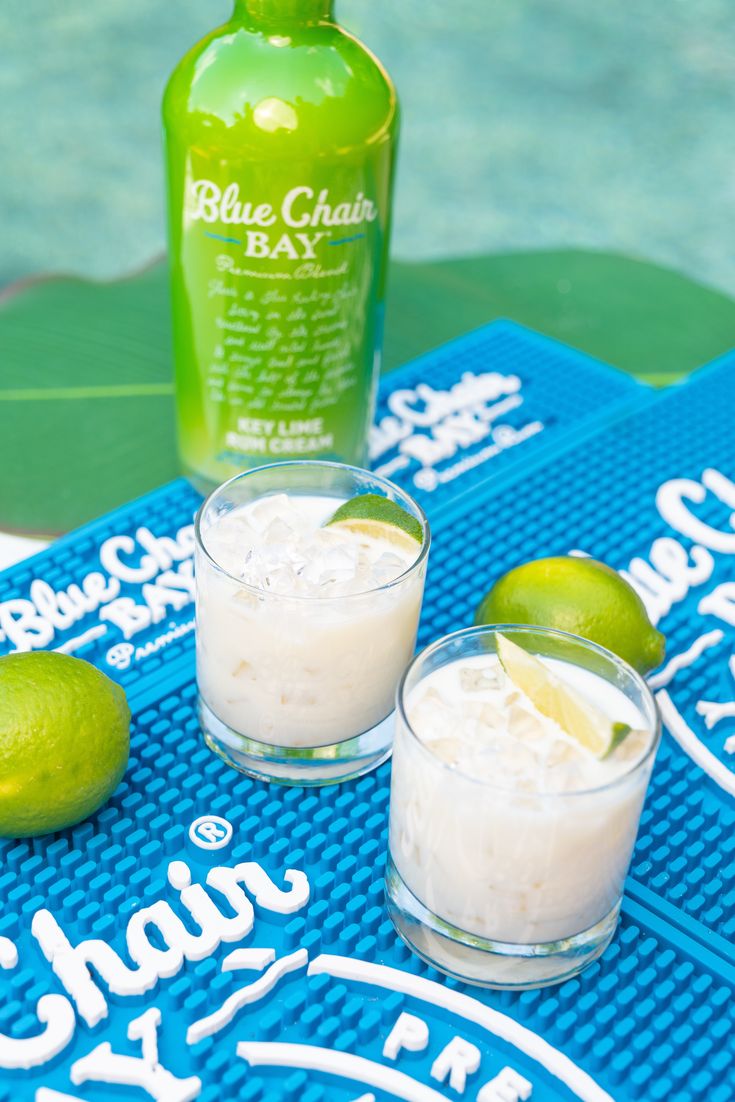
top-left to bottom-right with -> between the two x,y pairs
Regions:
1,0 -> 734,292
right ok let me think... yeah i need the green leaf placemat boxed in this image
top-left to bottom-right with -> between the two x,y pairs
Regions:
0,264 -> 176,536
384,250 -> 735,386
2,249 -> 734,535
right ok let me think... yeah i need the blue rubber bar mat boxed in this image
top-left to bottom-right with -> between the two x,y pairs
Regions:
0,679 -> 733,1102
0,326 -> 732,1100
0,479 -> 204,701
369,319 -> 647,511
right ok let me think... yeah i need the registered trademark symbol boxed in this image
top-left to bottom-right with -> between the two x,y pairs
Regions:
189,815 -> 233,850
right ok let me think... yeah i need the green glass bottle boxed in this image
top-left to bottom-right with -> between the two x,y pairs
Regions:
163,0 -> 399,492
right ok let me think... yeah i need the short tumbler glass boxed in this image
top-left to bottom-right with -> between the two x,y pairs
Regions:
386,625 -> 660,989
195,460 -> 430,785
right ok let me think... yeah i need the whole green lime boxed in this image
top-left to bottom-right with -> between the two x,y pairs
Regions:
475,556 -> 665,675
0,651 -> 130,838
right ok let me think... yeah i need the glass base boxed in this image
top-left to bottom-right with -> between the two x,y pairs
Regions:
199,697 -> 394,785
385,857 -> 619,990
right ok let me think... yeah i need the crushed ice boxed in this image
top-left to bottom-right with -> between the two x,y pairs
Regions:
407,660 -> 646,793
205,497 -> 411,597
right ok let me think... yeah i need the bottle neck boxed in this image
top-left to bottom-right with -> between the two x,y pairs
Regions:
234,0 -> 334,26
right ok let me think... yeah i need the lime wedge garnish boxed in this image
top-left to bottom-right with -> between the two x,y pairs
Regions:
496,633 -> 630,758
325,493 -> 423,556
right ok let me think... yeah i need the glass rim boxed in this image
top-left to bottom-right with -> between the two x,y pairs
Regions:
396,623 -> 661,797
194,459 -> 431,602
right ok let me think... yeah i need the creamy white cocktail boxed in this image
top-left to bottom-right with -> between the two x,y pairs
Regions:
387,626 -> 659,988
195,462 -> 429,783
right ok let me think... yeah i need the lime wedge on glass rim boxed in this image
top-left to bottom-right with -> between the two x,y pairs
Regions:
496,633 -> 630,758
325,493 -> 423,556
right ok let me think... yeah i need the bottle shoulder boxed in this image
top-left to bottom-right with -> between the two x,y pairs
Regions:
162,21 -> 398,154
